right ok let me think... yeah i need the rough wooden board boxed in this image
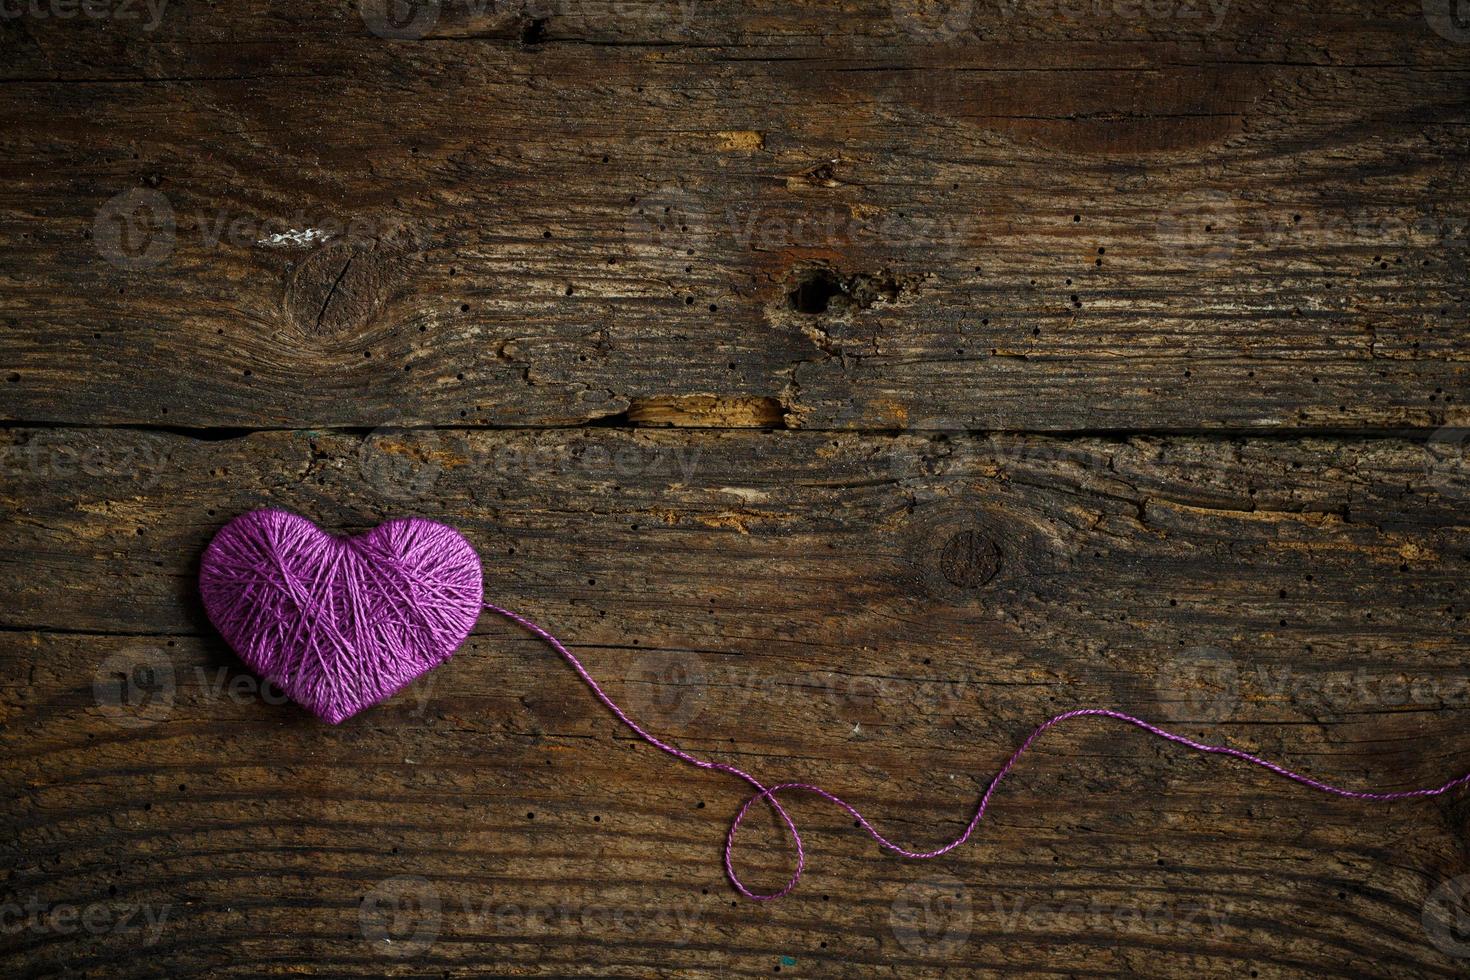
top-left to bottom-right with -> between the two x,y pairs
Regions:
1,427 -> 1468,976
1,1 -> 1467,430
2,0 -> 1469,975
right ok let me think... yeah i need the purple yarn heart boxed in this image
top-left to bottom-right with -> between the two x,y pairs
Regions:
199,509 -> 483,723
193,514 -> 1470,902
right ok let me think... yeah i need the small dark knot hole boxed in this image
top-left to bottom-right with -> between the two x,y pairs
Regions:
788,269 -> 843,315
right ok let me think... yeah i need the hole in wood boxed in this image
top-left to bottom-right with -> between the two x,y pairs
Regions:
789,268 -> 844,314
787,266 -> 903,315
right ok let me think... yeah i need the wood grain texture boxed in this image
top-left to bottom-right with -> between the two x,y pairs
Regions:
2,427 -> 1469,976
1,0 -> 1468,430
1,0 -> 1468,975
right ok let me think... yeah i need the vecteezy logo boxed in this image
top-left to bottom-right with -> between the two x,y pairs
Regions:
1423,874 -> 1470,958
1154,189 -> 1240,270
358,426 -> 447,501
360,875 -> 443,957
890,0 -> 973,41
1155,645 -> 1240,724
93,189 -> 175,271
623,186 -> 711,255
93,645 -> 176,729
1424,427 -> 1470,501
622,653 -> 707,728
890,873 -> 973,957
1424,0 -> 1470,43
359,0 -> 441,39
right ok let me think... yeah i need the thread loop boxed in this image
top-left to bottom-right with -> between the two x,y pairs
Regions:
484,601 -> 1470,900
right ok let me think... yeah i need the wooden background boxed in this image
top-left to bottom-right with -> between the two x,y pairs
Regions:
3,0 -> 1469,975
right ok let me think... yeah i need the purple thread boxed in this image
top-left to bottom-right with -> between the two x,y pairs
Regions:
199,511 -> 1470,899
200,510 -> 483,724
484,602 -> 1470,902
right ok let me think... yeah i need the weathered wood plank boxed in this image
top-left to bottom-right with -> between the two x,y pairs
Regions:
0,0 -> 1466,430
1,427 -> 1467,976
2,0 -> 1469,976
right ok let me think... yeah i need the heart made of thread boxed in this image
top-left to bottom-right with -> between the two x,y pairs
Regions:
199,509 -> 483,723
193,510 -> 1470,902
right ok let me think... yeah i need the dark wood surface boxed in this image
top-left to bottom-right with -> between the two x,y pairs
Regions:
2,1 -> 1469,976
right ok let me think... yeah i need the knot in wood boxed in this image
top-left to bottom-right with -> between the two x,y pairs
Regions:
936,528 -> 1001,589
